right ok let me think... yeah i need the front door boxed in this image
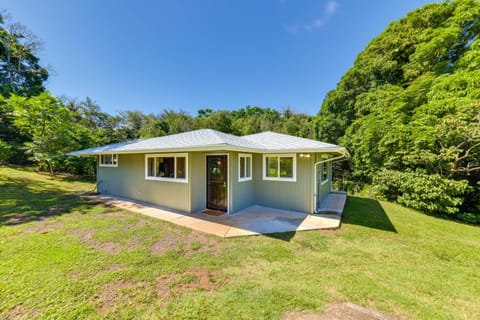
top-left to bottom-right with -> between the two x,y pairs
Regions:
206,155 -> 228,212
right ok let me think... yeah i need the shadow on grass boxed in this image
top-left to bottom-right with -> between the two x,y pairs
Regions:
0,175 -> 98,226
264,231 -> 297,242
342,196 -> 397,233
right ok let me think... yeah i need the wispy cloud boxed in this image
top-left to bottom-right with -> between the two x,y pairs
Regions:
286,0 -> 338,33
326,0 -> 337,15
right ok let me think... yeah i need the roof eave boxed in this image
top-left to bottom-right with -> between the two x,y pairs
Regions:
260,147 -> 346,154
68,146 -> 347,156
67,144 -> 263,156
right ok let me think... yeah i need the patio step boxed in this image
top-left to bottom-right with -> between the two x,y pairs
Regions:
81,194 -> 342,237
317,192 -> 347,214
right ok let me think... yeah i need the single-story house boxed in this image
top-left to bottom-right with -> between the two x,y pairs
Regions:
69,129 -> 347,214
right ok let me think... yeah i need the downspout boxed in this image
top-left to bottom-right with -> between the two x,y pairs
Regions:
313,150 -> 347,214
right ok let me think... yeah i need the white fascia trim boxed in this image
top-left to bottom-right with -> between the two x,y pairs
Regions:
69,146 -> 347,157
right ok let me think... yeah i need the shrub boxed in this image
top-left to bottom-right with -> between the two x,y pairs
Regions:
0,139 -> 12,164
373,169 -> 468,215
456,212 -> 479,224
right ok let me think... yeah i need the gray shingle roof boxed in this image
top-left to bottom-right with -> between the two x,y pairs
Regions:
242,131 -> 342,152
69,129 -> 345,155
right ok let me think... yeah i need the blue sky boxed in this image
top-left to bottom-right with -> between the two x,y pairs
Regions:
3,0 -> 435,115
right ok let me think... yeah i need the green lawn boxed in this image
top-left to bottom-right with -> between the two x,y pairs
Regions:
0,166 -> 479,319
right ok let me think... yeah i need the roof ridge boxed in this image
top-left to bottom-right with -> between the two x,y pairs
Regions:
241,130 -> 340,147
69,128 -> 346,156
199,128 -> 241,144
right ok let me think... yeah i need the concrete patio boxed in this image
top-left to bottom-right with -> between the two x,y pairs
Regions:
317,191 -> 348,214
83,194 -> 345,237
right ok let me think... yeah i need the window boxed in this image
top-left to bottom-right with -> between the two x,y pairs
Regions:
320,162 -> 329,184
99,154 -> 118,167
238,154 -> 252,182
145,153 -> 188,182
262,154 -> 296,182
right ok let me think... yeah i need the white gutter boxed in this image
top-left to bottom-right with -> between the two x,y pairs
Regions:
68,145 -> 346,156
312,149 -> 348,214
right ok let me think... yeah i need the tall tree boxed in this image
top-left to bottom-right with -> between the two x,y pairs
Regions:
315,0 -> 480,219
194,108 -> 233,133
0,13 -> 48,97
11,92 -> 74,174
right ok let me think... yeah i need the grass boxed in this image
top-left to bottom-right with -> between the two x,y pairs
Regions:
0,166 -> 479,319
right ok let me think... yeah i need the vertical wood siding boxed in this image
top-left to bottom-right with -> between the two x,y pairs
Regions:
252,153 -> 314,213
230,152 -> 255,212
96,151 -> 326,215
189,151 -> 206,213
97,153 -> 191,212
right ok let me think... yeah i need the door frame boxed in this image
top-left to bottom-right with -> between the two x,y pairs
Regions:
205,153 -> 230,214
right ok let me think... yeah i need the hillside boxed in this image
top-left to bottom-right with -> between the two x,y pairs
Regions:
1,166 -> 479,319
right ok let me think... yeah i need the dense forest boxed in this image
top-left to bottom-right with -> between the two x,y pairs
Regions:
0,0 -> 479,223
316,0 -> 480,223
0,13 -> 315,175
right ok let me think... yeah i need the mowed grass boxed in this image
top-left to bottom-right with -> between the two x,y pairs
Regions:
0,166 -> 479,319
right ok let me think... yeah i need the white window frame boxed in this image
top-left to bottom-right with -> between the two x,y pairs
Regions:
320,162 -> 329,185
262,154 -> 296,182
145,153 -> 188,183
238,153 -> 252,182
99,154 -> 118,167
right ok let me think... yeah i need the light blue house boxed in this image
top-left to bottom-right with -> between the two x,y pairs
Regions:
70,129 -> 347,214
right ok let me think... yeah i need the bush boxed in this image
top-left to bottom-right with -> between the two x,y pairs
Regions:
0,139 -> 12,164
456,212 -> 479,224
373,169 -> 468,215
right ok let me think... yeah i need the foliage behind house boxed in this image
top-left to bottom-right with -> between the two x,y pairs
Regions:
0,1 -> 479,222
315,0 -> 480,221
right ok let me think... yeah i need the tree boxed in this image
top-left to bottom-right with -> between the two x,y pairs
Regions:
231,105 -> 281,135
0,13 -> 48,97
194,108 -> 233,133
11,92 -> 74,174
278,107 -> 315,138
0,94 -> 29,163
159,109 -> 194,134
315,0 -> 480,220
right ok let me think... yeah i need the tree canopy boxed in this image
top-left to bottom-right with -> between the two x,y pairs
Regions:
0,2 -> 478,223
0,13 -> 48,97
315,0 -> 480,220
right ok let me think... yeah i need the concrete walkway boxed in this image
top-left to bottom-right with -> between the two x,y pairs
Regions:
317,191 -> 348,214
83,194 -> 344,237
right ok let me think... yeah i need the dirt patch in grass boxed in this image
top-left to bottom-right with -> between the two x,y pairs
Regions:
96,269 -> 226,314
26,220 -> 63,235
69,229 -> 131,254
46,205 -> 66,215
93,210 -> 127,220
151,230 -> 224,256
156,269 -> 227,302
4,214 -> 39,226
97,242 -> 123,254
283,302 -> 396,320
134,219 -> 152,228
5,305 -> 40,319
8,217 -> 64,238
69,263 -> 127,281
151,234 -> 178,255
96,280 -> 150,314
171,269 -> 223,291
102,263 -> 126,273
